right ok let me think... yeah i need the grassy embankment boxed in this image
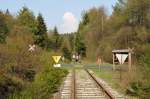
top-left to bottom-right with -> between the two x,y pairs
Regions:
87,63 -> 138,98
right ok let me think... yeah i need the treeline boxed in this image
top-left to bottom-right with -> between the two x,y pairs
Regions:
77,0 -> 150,98
0,7 -> 68,99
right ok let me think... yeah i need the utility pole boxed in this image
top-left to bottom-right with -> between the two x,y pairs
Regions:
73,32 -> 76,64
101,15 -> 104,33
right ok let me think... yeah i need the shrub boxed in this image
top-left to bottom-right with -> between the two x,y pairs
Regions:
126,82 -> 141,96
9,67 -> 68,99
0,75 -> 23,98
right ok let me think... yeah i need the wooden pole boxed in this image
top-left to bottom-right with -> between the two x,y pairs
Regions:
113,53 -> 115,71
128,52 -> 132,71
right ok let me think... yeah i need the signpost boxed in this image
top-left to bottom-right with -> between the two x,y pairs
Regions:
112,49 -> 133,71
52,56 -> 61,68
97,57 -> 102,72
112,49 -> 134,82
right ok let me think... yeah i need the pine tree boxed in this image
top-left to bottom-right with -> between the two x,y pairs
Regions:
82,12 -> 89,25
34,13 -> 48,48
75,33 -> 86,56
5,9 -> 10,16
61,37 -> 72,60
53,26 -> 61,51
62,46 -> 71,61
17,6 -> 36,33
54,26 -> 59,36
78,12 -> 89,32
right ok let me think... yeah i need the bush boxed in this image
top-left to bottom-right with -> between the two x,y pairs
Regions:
0,75 -> 23,99
126,82 -> 141,96
9,67 -> 68,99
138,45 -> 150,99
126,44 -> 150,98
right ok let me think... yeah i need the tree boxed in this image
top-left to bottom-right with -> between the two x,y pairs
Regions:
0,11 -> 8,43
77,7 -> 107,59
4,9 -> 15,32
53,26 -> 58,36
52,26 -> 61,51
138,45 -> 150,98
17,6 -> 36,33
34,13 -> 48,48
62,46 -> 71,61
78,12 -> 89,32
5,9 -> 10,16
75,33 -> 86,56
61,37 -> 72,60
111,0 -> 150,98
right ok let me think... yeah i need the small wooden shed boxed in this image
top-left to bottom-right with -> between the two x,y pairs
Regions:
112,48 -> 133,71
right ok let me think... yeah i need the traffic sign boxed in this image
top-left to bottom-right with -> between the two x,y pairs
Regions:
116,54 -> 128,64
52,56 -> 61,63
53,64 -> 61,68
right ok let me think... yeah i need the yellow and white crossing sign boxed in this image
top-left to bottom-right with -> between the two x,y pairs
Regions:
52,56 -> 61,63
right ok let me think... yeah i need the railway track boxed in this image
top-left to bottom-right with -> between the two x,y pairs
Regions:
60,71 -> 73,99
76,69 -> 105,99
60,69 -> 125,99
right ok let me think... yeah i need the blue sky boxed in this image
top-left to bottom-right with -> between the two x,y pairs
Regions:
0,0 -> 118,33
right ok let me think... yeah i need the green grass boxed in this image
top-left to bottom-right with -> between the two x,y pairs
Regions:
90,68 -> 122,90
89,63 -> 132,93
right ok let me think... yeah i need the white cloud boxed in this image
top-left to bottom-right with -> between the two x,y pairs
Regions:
60,12 -> 78,33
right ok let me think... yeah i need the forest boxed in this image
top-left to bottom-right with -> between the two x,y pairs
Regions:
0,0 -> 150,99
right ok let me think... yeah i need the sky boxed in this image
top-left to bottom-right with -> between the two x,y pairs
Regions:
0,0 -> 118,33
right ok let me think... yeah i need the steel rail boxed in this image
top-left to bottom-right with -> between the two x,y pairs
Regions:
71,68 -> 76,99
85,69 -> 116,99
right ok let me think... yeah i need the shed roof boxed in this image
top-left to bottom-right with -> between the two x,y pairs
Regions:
112,49 -> 130,53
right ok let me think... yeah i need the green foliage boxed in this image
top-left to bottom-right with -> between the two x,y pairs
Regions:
78,12 -> 89,31
138,45 -> 150,98
0,14 -> 68,98
53,26 -> 60,50
8,64 -> 68,99
77,1 -> 150,98
75,33 -> 86,56
34,13 -> 48,48
0,11 -> 8,43
4,11 -> 14,32
126,82 -> 142,96
62,47 -> 71,61
53,26 -> 58,36
126,0 -> 150,27
17,7 -> 37,33
139,46 -> 150,78
77,7 -> 107,59
125,44 -> 150,99
0,75 -> 23,98
52,26 -> 61,51
48,26 -> 62,51
61,37 -> 72,61
68,33 -> 75,51
0,30 -> 68,99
